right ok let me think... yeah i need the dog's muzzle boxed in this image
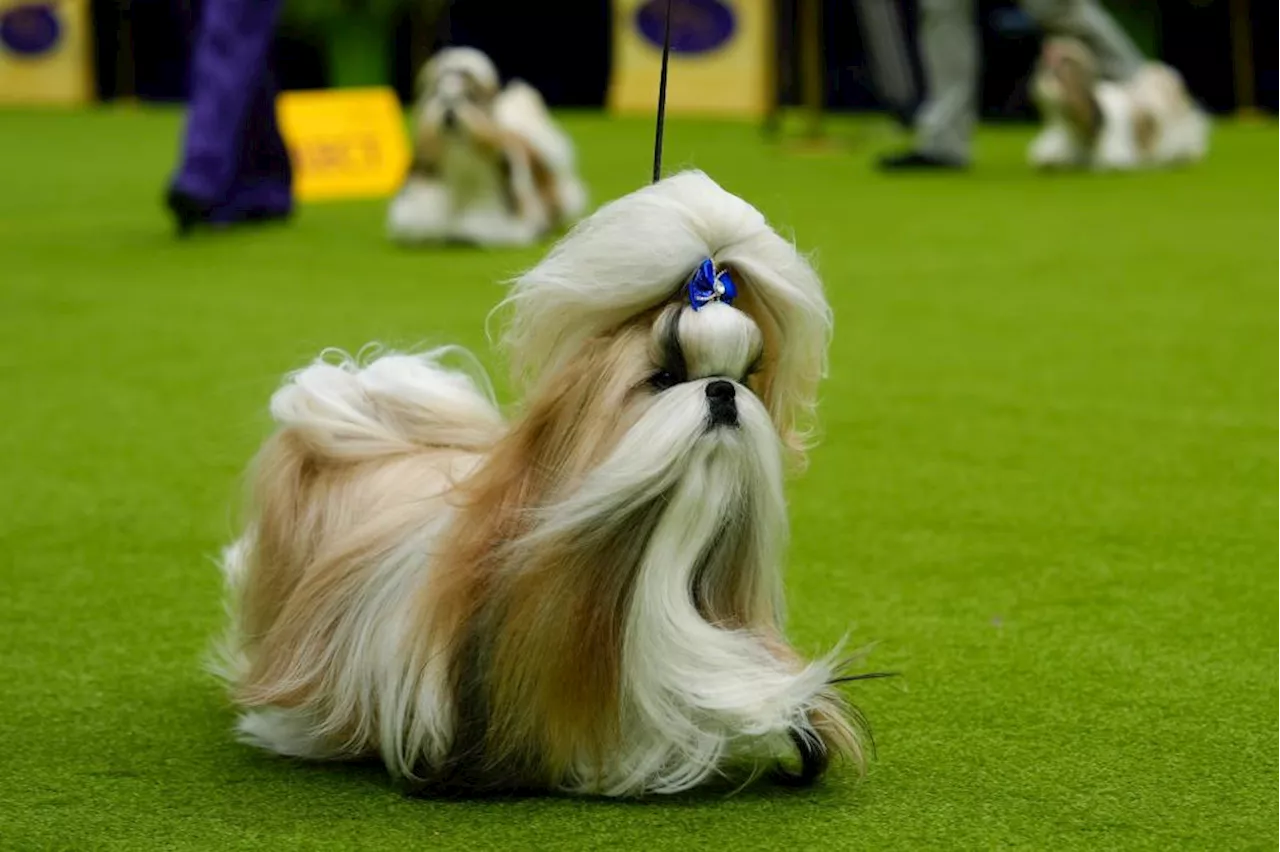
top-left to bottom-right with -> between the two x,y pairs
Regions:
706,380 -> 738,428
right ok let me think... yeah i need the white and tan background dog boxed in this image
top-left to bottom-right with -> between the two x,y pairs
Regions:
387,47 -> 587,247
1029,36 -> 1209,171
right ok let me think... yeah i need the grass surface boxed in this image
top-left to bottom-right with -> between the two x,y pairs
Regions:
0,109 -> 1275,850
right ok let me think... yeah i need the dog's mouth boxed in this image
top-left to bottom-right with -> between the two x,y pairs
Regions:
434,97 -> 475,132
703,379 -> 739,430
706,405 -> 739,430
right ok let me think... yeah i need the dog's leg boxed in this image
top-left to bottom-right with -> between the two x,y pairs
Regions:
235,707 -> 342,760
448,147 -> 544,246
1088,85 -> 1141,170
1029,121 -> 1087,169
1092,118 -> 1140,170
387,164 -> 452,244
451,204 -> 541,246
388,125 -> 454,244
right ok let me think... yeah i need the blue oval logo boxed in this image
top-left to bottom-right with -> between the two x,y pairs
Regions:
636,0 -> 735,55
0,4 -> 61,57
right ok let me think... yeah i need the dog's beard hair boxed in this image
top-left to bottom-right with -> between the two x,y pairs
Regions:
607,410 -> 797,794
427,384 -> 741,786
610,401 -> 852,795
431,383 -> 851,795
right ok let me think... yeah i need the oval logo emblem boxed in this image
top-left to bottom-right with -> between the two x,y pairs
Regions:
635,0 -> 736,55
0,4 -> 62,57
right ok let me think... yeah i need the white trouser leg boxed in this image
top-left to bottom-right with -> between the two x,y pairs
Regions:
914,0 -> 978,162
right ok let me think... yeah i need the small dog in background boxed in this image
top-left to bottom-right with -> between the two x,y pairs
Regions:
216,171 -> 866,796
387,47 -> 587,246
1029,37 -> 1209,171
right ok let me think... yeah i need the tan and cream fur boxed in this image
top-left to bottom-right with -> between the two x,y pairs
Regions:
218,171 -> 863,796
1029,37 -> 1209,170
387,47 -> 586,246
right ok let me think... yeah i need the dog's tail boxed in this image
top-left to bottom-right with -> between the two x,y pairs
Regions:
209,535 -> 255,684
268,346 -> 505,462
209,347 -> 504,686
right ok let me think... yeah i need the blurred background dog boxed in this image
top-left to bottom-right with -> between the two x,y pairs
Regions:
387,47 -> 587,246
1030,36 -> 1210,170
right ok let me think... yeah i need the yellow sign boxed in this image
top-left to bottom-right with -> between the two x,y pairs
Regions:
608,0 -> 773,119
0,0 -> 94,106
276,87 -> 410,202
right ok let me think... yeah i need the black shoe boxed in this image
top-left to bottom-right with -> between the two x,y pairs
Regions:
166,188 -> 211,237
241,206 -> 292,225
877,150 -> 967,171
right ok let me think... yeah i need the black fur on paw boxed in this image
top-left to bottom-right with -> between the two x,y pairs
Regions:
771,728 -> 829,788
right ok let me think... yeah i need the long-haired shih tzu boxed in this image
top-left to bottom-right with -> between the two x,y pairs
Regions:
216,171 -> 867,796
387,46 -> 587,247
1029,36 -> 1209,170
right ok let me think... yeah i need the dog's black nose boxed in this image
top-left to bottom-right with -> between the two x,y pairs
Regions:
706,380 -> 735,401
442,109 -> 457,130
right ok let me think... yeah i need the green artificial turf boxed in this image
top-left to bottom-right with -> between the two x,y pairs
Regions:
0,109 -> 1275,850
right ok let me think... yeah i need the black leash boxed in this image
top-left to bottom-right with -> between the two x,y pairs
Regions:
652,0 -> 674,183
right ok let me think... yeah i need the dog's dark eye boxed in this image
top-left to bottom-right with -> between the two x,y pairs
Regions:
649,370 -> 679,391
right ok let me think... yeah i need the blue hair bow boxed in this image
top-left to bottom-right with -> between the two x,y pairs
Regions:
687,259 -> 737,311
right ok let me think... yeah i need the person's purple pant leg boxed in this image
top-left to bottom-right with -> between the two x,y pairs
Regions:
170,0 -> 292,223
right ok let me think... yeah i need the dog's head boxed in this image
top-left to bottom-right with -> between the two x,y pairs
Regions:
415,47 -> 501,138
1032,37 -> 1100,134
499,170 -> 830,480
